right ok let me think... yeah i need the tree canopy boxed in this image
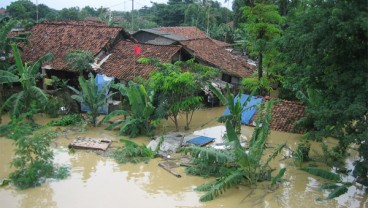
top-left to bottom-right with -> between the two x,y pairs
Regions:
279,0 -> 368,176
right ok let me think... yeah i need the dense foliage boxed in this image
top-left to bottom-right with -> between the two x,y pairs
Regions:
140,58 -> 219,131
279,0 -> 368,178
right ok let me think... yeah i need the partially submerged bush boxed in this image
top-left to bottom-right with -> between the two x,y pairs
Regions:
47,114 -> 83,126
10,131 -> 69,189
113,138 -> 162,164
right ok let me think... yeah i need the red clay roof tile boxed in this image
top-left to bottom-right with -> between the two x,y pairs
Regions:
179,38 -> 254,78
21,20 -> 126,71
99,41 -> 181,80
252,100 -> 306,133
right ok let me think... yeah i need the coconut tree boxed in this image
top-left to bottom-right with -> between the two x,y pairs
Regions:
1,44 -> 53,122
68,73 -> 116,127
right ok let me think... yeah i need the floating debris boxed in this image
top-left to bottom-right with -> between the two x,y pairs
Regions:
69,137 -> 112,151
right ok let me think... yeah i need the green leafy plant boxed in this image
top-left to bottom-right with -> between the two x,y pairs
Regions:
1,44 -> 54,122
65,50 -> 94,76
103,82 -> 158,138
140,58 -> 219,131
113,138 -> 162,164
292,140 -> 311,166
47,114 -> 83,126
9,131 -> 69,189
68,73 -> 115,127
183,101 -> 286,202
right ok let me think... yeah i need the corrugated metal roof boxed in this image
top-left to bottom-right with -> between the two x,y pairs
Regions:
139,29 -> 189,41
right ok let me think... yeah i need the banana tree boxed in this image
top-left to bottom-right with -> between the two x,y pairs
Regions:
1,44 -> 53,122
210,84 -> 256,135
68,73 -> 116,127
0,18 -> 29,123
183,101 -> 286,202
103,82 -> 159,137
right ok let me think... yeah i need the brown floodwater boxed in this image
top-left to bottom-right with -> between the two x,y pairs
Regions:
0,107 -> 366,208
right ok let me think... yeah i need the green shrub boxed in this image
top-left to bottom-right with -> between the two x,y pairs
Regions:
10,131 -> 69,189
47,114 -> 83,126
113,138 -> 162,164
45,96 -> 65,118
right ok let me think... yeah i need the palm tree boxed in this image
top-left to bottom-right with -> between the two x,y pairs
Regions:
1,44 -> 54,122
68,73 -> 116,127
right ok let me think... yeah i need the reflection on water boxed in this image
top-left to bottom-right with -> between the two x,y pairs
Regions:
0,108 -> 367,208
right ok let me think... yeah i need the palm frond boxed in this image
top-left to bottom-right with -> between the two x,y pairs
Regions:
326,185 -> 348,199
263,143 -> 286,169
28,86 -> 48,104
198,170 -> 245,202
103,110 -> 128,122
0,70 -> 19,83
271,168 -> 286,186
300,167 -> 341,182
11,44 -> 24,74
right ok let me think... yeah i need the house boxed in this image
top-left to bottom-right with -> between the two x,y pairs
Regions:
19,20 -> 132,81
133,26 -> 255,86
98,41 -> 182,82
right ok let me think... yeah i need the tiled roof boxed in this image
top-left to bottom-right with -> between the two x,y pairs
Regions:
155,26 -> 208,40
155,26 -> 232,48
21,20 -> 127,71
99,41 -> 181,80
252,100 -> 306,133
179,38 -> 254,78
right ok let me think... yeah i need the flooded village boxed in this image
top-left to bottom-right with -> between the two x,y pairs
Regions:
0,1 -> 367,208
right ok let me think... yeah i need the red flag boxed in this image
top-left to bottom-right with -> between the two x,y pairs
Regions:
134,44 -> 141,56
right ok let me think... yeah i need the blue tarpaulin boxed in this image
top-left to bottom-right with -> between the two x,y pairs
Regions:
187,136 -> 215,146
223,94 -> 263,125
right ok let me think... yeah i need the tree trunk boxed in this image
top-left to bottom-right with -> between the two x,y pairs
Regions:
258,52 -> 263,80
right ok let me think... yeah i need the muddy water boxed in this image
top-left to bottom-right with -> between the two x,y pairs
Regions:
0,108 -> 367,208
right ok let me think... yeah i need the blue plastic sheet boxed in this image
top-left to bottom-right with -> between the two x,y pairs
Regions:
187,136 -> 215,146
223,94 -> 263,125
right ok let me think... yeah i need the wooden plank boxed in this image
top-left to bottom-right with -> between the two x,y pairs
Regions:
158,163 -> 181,178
